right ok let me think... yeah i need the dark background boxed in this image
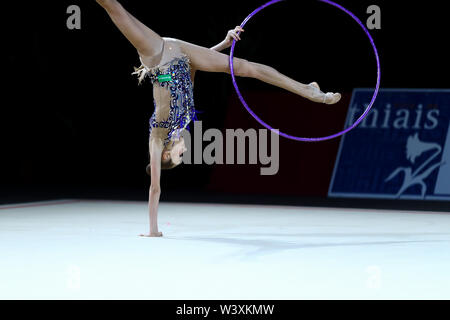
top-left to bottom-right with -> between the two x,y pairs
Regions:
2,0 -> 449,210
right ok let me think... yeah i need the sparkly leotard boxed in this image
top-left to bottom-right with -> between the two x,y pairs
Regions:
133,51 -> 198,148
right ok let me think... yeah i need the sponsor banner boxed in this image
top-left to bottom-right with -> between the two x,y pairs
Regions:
329,89 -> 450,200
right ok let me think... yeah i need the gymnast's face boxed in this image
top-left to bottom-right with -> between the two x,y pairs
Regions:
163,136 -> 187,166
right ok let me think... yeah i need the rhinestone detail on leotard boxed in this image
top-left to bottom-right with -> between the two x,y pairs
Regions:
133,54 -> 198,147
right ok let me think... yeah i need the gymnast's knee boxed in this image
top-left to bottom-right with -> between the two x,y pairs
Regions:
232,58 -> 256,78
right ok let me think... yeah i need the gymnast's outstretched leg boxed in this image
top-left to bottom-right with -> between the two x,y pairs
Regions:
95,0 -> 164,67
178,40 -> 341,104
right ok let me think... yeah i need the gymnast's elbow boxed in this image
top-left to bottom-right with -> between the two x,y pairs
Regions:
150,184 -> 161,194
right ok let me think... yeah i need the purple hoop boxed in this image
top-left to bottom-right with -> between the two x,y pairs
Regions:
229,0 -> 381,142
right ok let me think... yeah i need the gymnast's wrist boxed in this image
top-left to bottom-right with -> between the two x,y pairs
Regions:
221,40 -> 231,49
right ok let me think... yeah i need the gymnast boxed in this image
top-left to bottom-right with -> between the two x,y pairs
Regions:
95,0 -> 341,237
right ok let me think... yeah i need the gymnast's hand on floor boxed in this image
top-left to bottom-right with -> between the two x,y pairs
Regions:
139,232 -> 163,237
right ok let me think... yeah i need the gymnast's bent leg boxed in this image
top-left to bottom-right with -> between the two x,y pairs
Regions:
178,39 -> 341,104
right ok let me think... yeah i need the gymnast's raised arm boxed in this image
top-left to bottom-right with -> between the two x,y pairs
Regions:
210,26 -> 245,52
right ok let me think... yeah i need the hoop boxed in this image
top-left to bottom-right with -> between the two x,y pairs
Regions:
229,0 -> 381,142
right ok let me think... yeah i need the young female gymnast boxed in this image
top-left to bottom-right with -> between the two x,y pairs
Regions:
95,0 -> 341,237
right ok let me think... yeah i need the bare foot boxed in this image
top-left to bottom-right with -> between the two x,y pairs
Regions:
139,232 -> 163,237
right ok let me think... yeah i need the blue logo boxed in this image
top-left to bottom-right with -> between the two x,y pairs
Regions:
329,89 -> 450,200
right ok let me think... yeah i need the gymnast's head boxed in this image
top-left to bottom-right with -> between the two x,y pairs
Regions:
147,135 -> 187,176
154,135 -> 186,170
